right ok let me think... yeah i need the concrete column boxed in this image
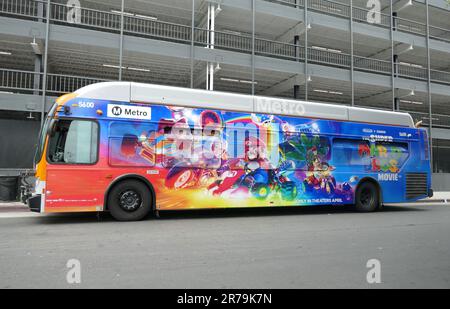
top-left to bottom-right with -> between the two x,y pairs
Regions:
40,0 -> 51,125
190,0 -> 195,88
206,3 -> 216,91
425,0 -> 433,171
350,0 -> 355,106
33,56 -> 42,95
393,54 -> 399,76
294,85 -> 300,99
392,12 -> 398,31
294,34 -> 300,99
118,0 -> 125,81
304,0 -> 308,101
251,0 -> 255,95
394,96 -> 400,111
390,0 -> 395,111
34,1 -> 45,95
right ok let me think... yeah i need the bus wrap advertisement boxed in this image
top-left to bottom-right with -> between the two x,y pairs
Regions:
38,96 -> 430,214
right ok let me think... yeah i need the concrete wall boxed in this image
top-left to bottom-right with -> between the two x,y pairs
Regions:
432,173 -> 450,192
0,119 -> 40,169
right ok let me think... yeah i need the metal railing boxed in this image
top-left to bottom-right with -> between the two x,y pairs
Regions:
46,72 -> 108,94
268,0 -> 450,42
429,25 -> 450,43
1,67 -> 449,128
0,68 -> 108,94
408,111 -> 450,129
354,56 -> 391,74
309,48 -> 349,67
124,15 -> 191,43
397,64 -> 428,80
265,0 -> 304,7
2,0 -> 450,43
431,69 -> 450,84
352,6 -> 390,28
0,68 -> 40,91
1,0 -> 450,86
395,16 -> 427,36
0,0 -> 42,19
309,0 -> 350,18
50,2 -> 121,31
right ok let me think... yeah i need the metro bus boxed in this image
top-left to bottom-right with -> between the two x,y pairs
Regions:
28,82 -> 433,221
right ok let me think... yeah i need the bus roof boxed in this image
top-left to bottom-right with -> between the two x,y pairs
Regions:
74,82 -> 415,128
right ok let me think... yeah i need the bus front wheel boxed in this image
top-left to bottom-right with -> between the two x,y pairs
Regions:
107,180 -> 152,221
354,181 -> 380,212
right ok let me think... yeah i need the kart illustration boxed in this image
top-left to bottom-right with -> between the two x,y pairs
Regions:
165,164 -> 218,190
207,159 -> 298,201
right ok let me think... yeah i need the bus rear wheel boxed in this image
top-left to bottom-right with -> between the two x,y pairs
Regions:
107,180 -> 152,221
355,181 -> 380,212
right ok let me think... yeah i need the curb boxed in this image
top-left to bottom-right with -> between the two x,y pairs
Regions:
0,202 -> 29,213
413,199 -> 448,204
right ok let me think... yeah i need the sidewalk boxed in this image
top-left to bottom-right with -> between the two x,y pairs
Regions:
421,192 -> 450,203
0,202 -> 29,213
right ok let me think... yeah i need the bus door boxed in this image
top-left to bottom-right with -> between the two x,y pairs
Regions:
44,118 -> 103,212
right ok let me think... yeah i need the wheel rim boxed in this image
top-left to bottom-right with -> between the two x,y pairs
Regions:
119,190 -> 142,212
360,187 -> 374,207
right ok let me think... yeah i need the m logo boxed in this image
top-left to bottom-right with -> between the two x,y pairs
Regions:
111,106 -> 122,116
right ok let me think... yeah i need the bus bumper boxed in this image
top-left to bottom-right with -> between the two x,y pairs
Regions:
28,195 -> 42,213
428,189 -> 434,198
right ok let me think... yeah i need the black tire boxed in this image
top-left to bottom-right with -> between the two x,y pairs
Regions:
107,180 -> 152,221
355,181 -> 380,212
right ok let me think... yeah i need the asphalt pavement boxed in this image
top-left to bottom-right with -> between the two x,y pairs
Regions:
0,203 -> 449,289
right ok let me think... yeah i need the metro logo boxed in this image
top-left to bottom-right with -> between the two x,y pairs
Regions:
111,106 -> 122,116
107,104 -> 151,120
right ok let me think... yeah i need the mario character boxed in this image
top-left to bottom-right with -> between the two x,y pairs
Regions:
303,172 -> 320,193
318,164 -> 337,194
307,146 -> 323,171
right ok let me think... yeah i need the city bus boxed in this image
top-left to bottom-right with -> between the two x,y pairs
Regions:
28,82 -> 433,221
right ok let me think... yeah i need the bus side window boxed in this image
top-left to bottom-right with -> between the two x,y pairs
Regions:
332,138 -> 371,171
47,119 -> 98,164
374,141 -> 409,172
109,132 -> 156,167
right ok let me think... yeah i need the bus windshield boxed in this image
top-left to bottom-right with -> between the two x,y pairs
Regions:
34,103 -> 57,166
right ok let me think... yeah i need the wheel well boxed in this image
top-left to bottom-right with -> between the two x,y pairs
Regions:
355,177 -> 383,206
104,175 -> 156,211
